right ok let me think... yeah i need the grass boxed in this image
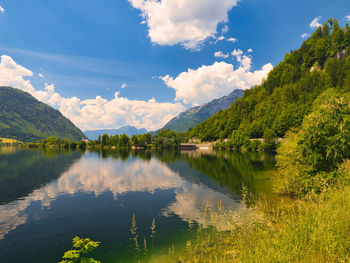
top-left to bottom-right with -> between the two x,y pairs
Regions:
168,185 -> 350,263
0,137 -> 21,144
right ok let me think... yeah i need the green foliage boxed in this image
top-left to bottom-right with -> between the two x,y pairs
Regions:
231,129 -> 250,150
118,134 -> 130,147
60,236 -> 100,263
277,89 -> 350,197
247,139 -> 262,152
188,19 -> 350,141
101,133 -> 110,146
78,141 -> 87,150
262,128 -> 277,152
0,86 -> 85,142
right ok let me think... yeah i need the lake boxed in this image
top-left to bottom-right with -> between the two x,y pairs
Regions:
0,147 -> 276,262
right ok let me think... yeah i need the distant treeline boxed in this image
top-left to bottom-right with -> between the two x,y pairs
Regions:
24,129 -> 188,150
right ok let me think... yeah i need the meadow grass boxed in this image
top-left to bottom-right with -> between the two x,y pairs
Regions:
169,185 -> 350,263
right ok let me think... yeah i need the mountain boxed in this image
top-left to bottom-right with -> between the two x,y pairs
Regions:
162,89 -> 244,132
84,126 -> 148,140
0,86 -> 85,142
188,19 -> 350,141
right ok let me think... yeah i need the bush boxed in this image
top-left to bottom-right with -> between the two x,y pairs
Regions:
277,89 -> 350,197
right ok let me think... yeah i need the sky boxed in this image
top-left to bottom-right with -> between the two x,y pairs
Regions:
0,0 -> 349,131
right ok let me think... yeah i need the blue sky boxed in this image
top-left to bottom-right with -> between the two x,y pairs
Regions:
0,0 -> 349,131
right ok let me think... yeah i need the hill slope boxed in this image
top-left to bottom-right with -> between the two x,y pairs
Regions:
162,89 -> 244,132
0,86 -> 85,142
84,126 -> 148,140
189,19 -> 350,141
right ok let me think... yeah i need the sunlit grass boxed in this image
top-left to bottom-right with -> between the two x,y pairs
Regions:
166,185 -> 350,263
0,137 -> 21,144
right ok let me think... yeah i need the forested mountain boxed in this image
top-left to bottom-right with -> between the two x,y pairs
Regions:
0,86 -> 85,142
162,89 -> 244,132
84,126 -> 148,140
188,19 -> 350,141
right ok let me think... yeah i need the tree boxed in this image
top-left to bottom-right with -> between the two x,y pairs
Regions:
118,134 -> 130,147
231,129 -> 249,150
277,89 -> 350,196
263,128 -> 277,152
101,133 -> 110,147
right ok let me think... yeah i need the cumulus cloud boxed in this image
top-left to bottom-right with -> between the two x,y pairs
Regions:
310,16 -> 322,29
346,15 -> 350,21
0,55 -> 185,131
214,51 -> 230,59
227,37 -> 237,43
128,0 -> 239,50
121,82 -> 127,89
0,5 -> 4,14
247,48 -> 253,53
38,73 -> 44,78
162,50 -> 273,106
301,33 -> 309,39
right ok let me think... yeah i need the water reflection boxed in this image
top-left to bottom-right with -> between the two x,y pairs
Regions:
0,148 -> 276,262
0,147 -> 82,204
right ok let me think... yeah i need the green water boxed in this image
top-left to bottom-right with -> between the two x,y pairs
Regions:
0,147 -> 276,262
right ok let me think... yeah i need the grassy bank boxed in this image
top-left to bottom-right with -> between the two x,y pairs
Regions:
167,89 -> 350,262
167,185 -> 350,262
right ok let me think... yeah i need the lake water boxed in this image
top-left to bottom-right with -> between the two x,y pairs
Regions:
0,147 -> 276,262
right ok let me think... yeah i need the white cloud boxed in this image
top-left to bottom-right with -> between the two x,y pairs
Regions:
346,15 -> 350,21
217,36 -> 226,41
221,25 -> 229,34
0,55 -> 185,131
301,33 -> 309,39
247,48 -> 253,53
162,50 -> 273,106
214,51 -> 229,59
38,73 -> 44,78
227,37 -> 237,43
121,82 -> 127,89
0,5 -> 4,14
310,16 -> 322,29
128,0 -> 239,50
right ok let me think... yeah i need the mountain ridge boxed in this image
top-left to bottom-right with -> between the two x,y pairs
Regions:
188,19 -> 350,141
84,126 -> 148,140
0,86 -> 85,142
162,89 -> 244,132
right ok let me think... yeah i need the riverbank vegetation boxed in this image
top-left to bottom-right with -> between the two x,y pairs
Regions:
168,88 -> 350,263
165,19 -> 350,262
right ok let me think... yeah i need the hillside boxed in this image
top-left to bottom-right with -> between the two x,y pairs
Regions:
84,126 -> 148,140
162,89 -> 244,132
0,86 -> 85,142
189,19 -> 350,141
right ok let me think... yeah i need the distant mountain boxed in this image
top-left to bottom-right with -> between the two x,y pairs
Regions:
162,89 -> 244,132
188,19 -> 350,141
84,126 -> 148,140
0,86 -> 85,142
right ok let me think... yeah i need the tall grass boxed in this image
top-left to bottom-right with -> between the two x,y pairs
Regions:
170,185 -> 350,263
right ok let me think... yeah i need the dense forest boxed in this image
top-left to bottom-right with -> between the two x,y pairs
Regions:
0,86 -> 85,142
188,19 -> 350,141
